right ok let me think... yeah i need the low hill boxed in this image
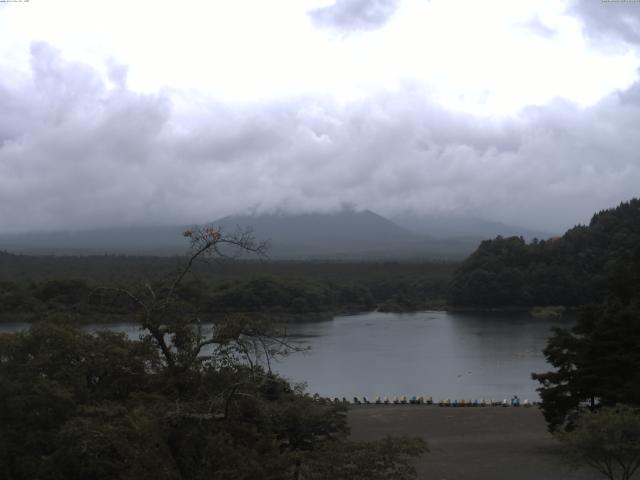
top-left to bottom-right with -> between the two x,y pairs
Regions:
449,199 -> 640,307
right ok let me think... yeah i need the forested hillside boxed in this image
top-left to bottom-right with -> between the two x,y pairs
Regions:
449,199 -> 640,307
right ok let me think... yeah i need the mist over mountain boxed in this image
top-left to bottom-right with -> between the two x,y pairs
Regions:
390,213 -> 554,241
0,209 -> 548,260
0,226 -> 187,256
212,209 -> 475,260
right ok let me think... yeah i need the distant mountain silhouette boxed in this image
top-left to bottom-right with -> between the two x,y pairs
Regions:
390,213 -> 553,241
0,209 -> 510,260
212,210 -> 408,256
209,209 -> 474,259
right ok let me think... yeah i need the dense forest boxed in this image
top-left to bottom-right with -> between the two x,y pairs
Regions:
449,199 -> 640,308
529,202 -> 640,439
0,254 -> 454,321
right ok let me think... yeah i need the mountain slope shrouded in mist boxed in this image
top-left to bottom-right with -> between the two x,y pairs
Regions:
212,209 -> 441,259
391,213 -> 553,241
0,226 -> 187,256
0,209 -> 547,260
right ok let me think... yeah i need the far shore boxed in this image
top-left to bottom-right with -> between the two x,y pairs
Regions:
0,305 -> 578,325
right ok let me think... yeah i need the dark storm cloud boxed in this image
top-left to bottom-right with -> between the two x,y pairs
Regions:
570,0 -> 640,45
308,0 -> 400,32
2,41 -> 640,234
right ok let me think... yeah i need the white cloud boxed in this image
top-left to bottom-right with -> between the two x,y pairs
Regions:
2,1 -> 640,235
1,42 -> 640,234
1,0 -> 637,113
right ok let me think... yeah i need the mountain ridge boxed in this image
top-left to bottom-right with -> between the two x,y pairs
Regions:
0,209 -> 549,260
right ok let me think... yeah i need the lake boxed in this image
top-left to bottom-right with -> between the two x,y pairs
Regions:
0,310 -> 570,401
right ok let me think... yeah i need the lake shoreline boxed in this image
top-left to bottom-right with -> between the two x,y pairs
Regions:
2,310 -> 569,401
0,304 -> 575,325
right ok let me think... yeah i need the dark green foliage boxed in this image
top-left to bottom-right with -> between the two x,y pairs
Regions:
527,201 -> 640,434
205,277 -> 376,315
0,320 -> 426,480
0,322 -> 161,479
0,281 -> 37,314
0,260 -> 455,321
556,405 -> 640,480
450,198 -> 640,307
34,279 -> 91,304
532,298 -> 640,432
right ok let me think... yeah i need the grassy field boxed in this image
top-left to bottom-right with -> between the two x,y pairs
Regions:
348,405 -> 600,480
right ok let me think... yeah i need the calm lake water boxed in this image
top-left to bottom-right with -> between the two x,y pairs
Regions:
0,310 -> 571,401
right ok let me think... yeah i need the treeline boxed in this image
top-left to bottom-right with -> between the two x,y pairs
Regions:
450,199 -> 640,307
0,262 -> 454,321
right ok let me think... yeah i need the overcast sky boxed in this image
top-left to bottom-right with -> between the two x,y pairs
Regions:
1,0 -> 640,234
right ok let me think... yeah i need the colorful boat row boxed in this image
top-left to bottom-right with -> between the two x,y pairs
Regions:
317,395 -> 537,407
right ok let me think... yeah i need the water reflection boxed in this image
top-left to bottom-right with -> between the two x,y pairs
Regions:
274,311 -> 573,400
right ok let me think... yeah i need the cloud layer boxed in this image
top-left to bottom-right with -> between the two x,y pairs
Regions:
571,0 -> 640,46
1,41 -> 640,234
308,0 -> 400,32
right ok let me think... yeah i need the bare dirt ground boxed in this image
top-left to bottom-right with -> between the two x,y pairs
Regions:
348,405 -> 601,480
